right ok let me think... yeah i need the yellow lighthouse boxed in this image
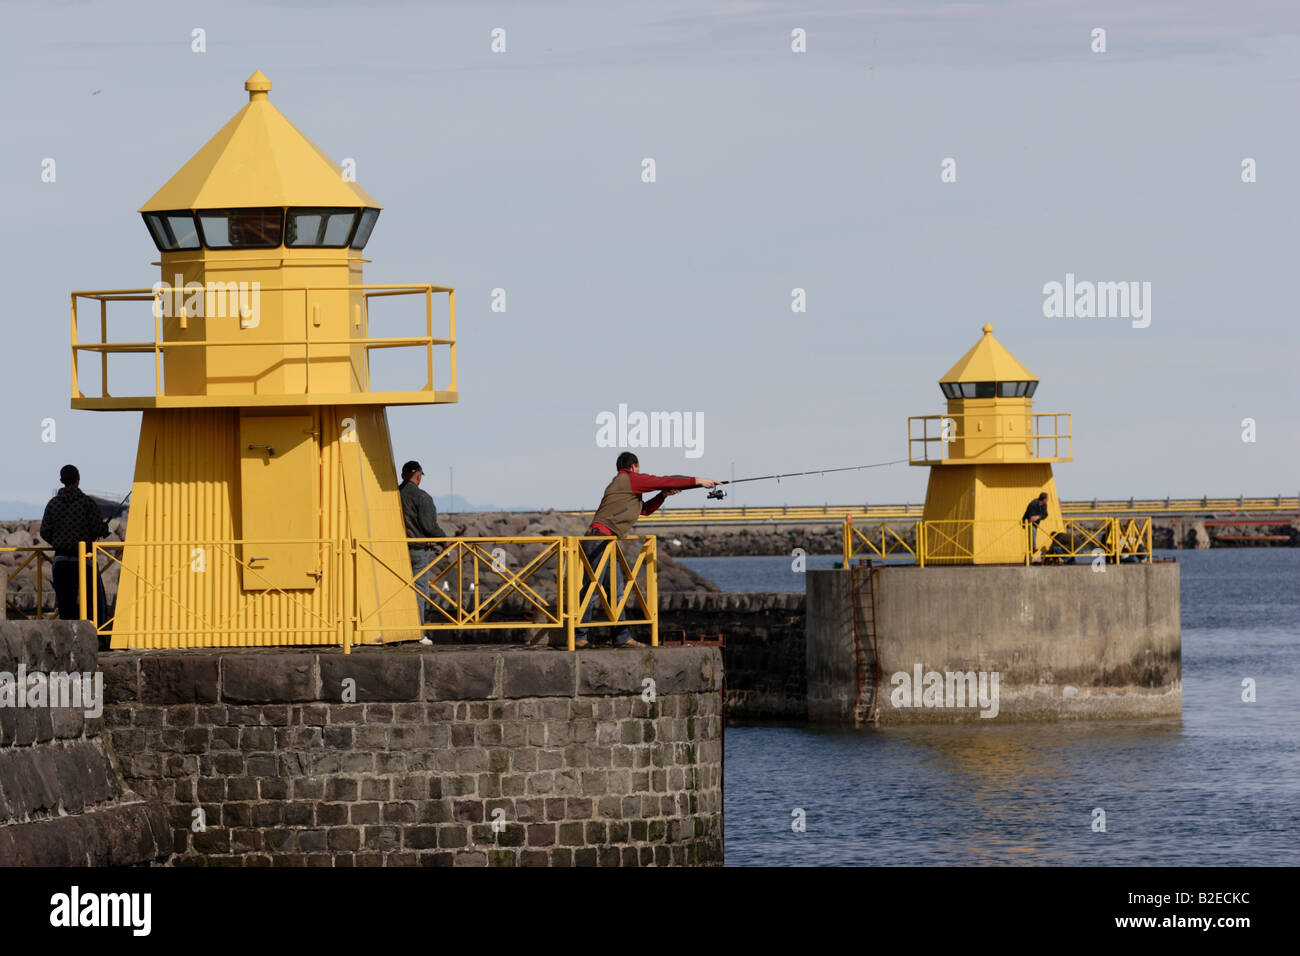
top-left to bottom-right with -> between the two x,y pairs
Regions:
906,324 -> 1072,563
71,72 -> 456,648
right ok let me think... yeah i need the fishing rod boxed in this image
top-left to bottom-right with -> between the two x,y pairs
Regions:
701,459 -> 908,500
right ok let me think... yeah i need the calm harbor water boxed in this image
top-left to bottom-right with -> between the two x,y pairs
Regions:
678,550 -> 1300,866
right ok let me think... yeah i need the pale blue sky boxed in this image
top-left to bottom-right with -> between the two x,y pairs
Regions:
1,0 -> 1297,514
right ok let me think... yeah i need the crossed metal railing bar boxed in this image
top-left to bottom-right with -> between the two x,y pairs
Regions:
842,517 -> 1154,566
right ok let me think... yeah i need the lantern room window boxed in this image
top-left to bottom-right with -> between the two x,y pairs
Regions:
197,208 -> 284,248
940,381 -> 1038,399
350,208 -> 380,249
286,208 -> 358,247
143,212 -> 202,251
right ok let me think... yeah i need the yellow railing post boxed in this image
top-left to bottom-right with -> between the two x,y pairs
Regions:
843,515 -> 852,566
565,537 -> 578,651
347,538 -> 358,653
77,541 -> 87,621
344,539 -> 354,654
918,521 -> 926,568
647,535 -> 658,647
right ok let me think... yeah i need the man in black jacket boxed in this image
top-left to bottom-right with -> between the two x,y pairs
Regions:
1023,492 -> 1049,558
40,465 -> 109,625
399,460 -> 446,625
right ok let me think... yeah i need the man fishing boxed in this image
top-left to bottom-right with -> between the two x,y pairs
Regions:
576,452 -> 718,648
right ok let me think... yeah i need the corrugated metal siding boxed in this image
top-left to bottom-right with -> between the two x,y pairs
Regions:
112,406 -> 418,649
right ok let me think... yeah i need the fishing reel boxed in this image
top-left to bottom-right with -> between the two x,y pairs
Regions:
706,487 -> 727,500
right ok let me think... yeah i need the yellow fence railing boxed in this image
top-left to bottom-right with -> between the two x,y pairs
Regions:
842,517 -> 1154,567
2,546 -> 53,618
77,535 -> 656,652
70,283 -> 457,408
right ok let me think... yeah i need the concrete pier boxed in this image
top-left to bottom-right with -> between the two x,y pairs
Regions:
807,563 -> 1181,723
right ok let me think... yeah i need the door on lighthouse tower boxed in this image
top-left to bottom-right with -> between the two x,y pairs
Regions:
237,414 -> 321,590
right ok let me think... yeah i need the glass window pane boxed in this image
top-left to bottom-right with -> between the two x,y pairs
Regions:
321,211 -> 356,246
1016,382 -> 1028,397
286,213 -> 322,246
975,382 -> 996,398
350,208 -> 380,249
1025,381 -> 1038,397
143,214 -> 170,250
151,212 -> 200,250
197,208 -> 282,248
998,382 -> 1018,397
199,215 -> 229,247
287,208 -> 360,247
959,383 -> 977,398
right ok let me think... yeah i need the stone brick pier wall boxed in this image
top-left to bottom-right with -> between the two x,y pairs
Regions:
0,620 -> 171,866
101,645 -> 723,866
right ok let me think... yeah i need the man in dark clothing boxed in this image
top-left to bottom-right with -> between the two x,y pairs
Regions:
1023,492 -> 1049,557
576,452 -> 718,648
399,460 -> 446,624
40,465 -> 110,626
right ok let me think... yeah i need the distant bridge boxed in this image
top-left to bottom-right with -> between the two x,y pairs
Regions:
619,496 -> 1300,527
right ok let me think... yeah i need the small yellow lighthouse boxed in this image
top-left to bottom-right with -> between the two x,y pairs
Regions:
71,72 -> 456,647
906,324 -> 1072,563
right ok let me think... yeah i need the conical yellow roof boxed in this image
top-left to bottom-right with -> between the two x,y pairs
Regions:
939,324 -> 1037,383
140,71 -> 379,211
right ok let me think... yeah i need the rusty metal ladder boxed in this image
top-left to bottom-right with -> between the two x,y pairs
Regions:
850,562 -> 880,727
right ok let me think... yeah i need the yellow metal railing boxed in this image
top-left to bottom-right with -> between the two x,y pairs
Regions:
70,284 -> 456,407
841,517 -> 917,563
841,517 -> 1155,567
907,412 -> 1072,464
353,536 -> 566,646
920,519 -> 1032,566
81,535 -> 656,652
566,536 -> 658,651
2,546 -> 53,618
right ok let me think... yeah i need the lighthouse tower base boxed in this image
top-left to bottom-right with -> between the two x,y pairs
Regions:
806,563 -> 1181,724
111,405 -> 421,649
922,463 -> 1063,564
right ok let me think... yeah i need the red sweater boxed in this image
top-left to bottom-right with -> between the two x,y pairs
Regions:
588,470 -> 697,536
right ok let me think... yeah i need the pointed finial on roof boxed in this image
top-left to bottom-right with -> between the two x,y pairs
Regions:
982,323 -> 994,335
245,70 -> 271,101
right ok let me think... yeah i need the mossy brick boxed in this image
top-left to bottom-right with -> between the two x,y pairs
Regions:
477,774 -> 502,798
438,826 -> 468,849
